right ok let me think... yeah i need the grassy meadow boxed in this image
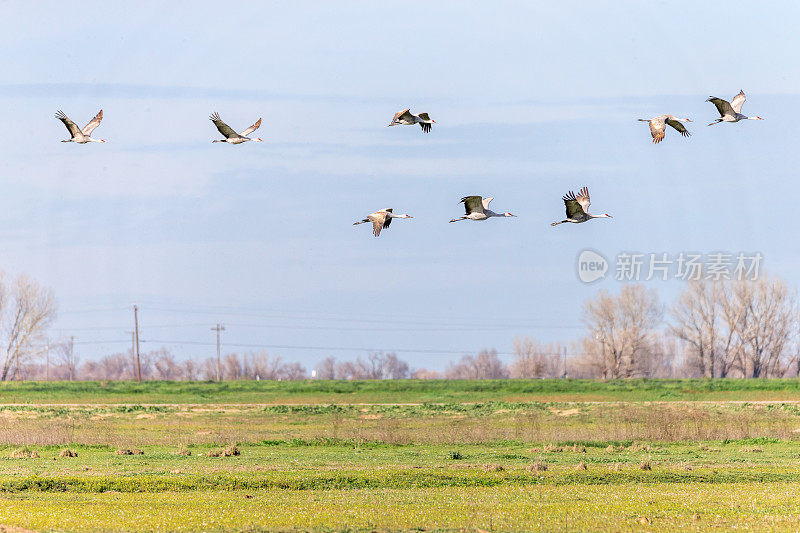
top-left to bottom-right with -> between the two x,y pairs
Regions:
1,380 -> 800,531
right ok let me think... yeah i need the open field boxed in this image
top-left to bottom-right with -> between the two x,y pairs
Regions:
5,378 -> 800,404
2,381 -> 800,531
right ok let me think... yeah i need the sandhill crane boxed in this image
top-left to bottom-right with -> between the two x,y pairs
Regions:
449,196 -> 516,223
551,187 -> 612,226
707,91 -> 763,126
210,113 -> 262,144
55,110 -> 105,143
353,209 -> 413,237
388,109 -> 436,133
638,115 -> 691,143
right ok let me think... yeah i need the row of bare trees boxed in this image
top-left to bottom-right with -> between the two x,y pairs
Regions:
7,267 -> 800,381
576,276 -> 800,379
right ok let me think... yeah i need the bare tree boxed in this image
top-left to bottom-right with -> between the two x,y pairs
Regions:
579,285 -> 663,379
445,349 -> 508,379
509,337 -> 563,378
671,280 -> 740,377
315,356 -> 337,379
54,338 -> 79,381
0,274 -> 57,381
151,349 -> 181,380
729,276 -> 797,377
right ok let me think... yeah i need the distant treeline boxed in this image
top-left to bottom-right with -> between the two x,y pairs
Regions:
10,275 -> 800,382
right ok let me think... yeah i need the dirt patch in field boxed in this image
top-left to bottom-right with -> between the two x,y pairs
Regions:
0,525 -> 38,533
551,408 -> 581,416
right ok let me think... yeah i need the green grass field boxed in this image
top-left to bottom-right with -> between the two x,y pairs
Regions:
2,380 -> 800,531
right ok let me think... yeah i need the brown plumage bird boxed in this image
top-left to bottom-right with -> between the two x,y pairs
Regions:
638,115 -> 691,144
353,209 -> 413,237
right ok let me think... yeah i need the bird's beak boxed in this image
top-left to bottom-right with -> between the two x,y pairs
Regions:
685,119 -> 693,122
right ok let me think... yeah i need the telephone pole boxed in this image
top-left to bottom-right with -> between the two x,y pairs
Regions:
134,305 -> 142,382
211,323 -> 225,381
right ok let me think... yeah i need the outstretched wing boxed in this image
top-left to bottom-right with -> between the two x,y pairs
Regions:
210,112 -> 239,138
562,189 -> 587,218
371,211 -> 387,237
576,187 -> 591,211
481,197 -> 494,210
707,97 -> 735,118
665,118 -> 691,137
55,110 -> 81,137
730,90 -> 746,113
418,112 -> 431,121
81,109 -> 103,135
460,196 -> 485,215
391,109 -> 413,123
648,118 -> 666,144
240,117 -> 262,137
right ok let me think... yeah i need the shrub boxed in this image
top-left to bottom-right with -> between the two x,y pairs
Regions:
448,450 -> 464,460
59,449 -> 78,458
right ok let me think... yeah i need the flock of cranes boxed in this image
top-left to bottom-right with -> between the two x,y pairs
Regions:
55,92 -> 762,238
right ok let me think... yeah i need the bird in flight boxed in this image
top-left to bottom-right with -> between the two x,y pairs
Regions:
210,113 -> 263,144
449,196 -> 516,223
706,91 -> 763,126
55,110 -> 106,143
638,115 -> 692,143
388,109 -> 436,133
551,187 -> 612,226
353,209 -> 413,237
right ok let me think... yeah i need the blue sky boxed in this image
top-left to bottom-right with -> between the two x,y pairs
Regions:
1,1 -> 799,370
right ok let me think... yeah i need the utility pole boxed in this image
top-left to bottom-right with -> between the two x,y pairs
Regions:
562,346 -> 568,379
211,323 -> 225,381
134,305 -> 142,382
45,340 -> 50,382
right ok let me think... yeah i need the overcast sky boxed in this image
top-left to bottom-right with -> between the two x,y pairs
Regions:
1,1 -> 798,370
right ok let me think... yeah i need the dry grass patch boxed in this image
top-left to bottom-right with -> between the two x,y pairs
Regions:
175,444 -> 191,456
575,461 -> 588,471
529,460 -> 548,472
209,444 -> 240,457
59,449 -> 78,458
742,447 -> 763,453
9,448 -> 38,459
628,442 -> 653,452
115,448 -> 144,456
638,457 -> 652,471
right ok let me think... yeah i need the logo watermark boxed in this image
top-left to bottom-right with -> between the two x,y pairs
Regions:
577,250 -> 609,283
577,251 -> 763,283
